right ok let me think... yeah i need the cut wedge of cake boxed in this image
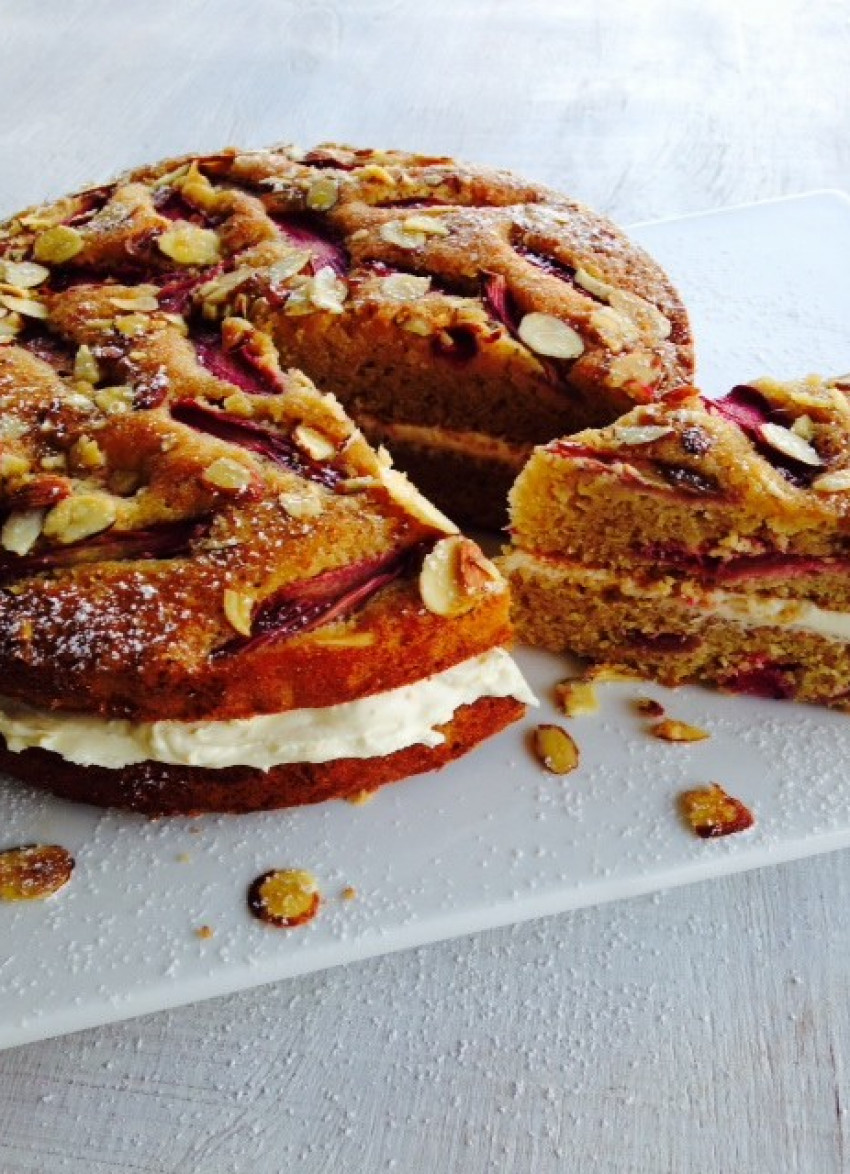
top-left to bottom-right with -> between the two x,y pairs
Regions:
0,142 -> 692,529
503,376 -> 850,706
0,241 -> 532,815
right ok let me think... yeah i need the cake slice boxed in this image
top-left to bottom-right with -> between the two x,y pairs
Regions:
0,142 -> 692,529
503,375 -> 850,706
0,275 -> 531,816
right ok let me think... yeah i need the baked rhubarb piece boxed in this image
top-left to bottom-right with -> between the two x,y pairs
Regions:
0,233 -> 532,815
502,375 -> 850,706
0,142 -> 692,529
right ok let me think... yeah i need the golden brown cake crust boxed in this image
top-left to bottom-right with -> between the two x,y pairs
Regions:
0,696 -> 523,815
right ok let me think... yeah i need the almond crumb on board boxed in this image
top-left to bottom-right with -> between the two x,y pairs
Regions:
554,678 -> 599,717
634,696 -> 665,718
347,789 -> 375,806
679,784 -> 755,838
650,718 -> 709,742
0,843 -> 74,901
533,724 -> 580,774
247,868 -> 321,928
195,925 -> 214,940
340,885 -> 357,901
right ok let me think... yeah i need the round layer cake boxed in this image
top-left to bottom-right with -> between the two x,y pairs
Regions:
1,142 -> 693,529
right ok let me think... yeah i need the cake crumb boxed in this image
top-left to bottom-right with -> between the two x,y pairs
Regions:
554,679 -> 598,717
634,696 -> 665,718
650,718 -> 709,742
195,924 -> 214,940
340,885 -> 357,901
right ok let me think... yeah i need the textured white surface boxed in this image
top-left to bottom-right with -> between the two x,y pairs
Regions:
2,194 -> 850,1053
2,1 -> 850,1171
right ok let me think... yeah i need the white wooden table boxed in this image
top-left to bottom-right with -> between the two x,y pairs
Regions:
2,2 -> 849,1170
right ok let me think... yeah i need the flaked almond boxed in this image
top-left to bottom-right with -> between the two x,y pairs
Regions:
0,844 -> 74,902
0,259 -> 50,288
43,491 -> 117,544
310,630 -> 376,648
293,423 -> 336,462
650,718 -> 710,743
0,293 -> 47,320
635,696 -> 665,718
533,724 -> 580,774
379,219 -> 427,250
308,266 -> 348,313
109,293 -> 159,313
608,351 -> 660,389
419,535 -> 500,617
33,224 -> 84,264
402,214 -> 450,237
679,783 -> 754,838
94,384 -> 135,414
247,868 -> 320,928
305,175 -> 340,211
338,475 -> 381,493
812,468 -> 850,493
554,678 -> 599,717
0,312 -> 23,342
114,313 -> 151,337
608,289 -> 671,340
279,489 -> 324,519
156,223 -> 221,266
223,588 -> 254,636
574,267 -> 615,300
517,312 -> 584,360
268,251 -> 312,285
1,508 -> 45,556
589,305 -> 640,351
381,467 -> 457,534
759,422 -> 822,467
202,456 -> 256,492
73,344 -> 101,385
791,414 -> 815,441
613,424 -> 674,445
381,273 -> 432,302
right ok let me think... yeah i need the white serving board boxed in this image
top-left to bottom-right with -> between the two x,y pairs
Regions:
3,192 -> 850,1051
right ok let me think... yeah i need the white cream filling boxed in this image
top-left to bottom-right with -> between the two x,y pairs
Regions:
0,648 -> 536,771
505,549 -> 850,641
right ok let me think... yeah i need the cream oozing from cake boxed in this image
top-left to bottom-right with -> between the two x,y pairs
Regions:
0,649 -> 535,770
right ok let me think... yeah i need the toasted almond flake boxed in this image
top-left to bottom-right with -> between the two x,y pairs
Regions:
0,844 -> 74,902
0,313 -> 22,341
679,783 -> 754,838
203,457 -> 255,491
381,467 -> 457,534
812,468 -> 850,492
402,214 -> 450,237
338,475 -> 381,493
195,925 -> 215,940
200,267 -> 254,305
305,175 -> 340,211
40,454 -> 67,472
109,294 -> 159,312
279,489 -> 324,519
554,679 -> 599,717
589,305 -> 641,351
651,718 -> 710,743
613,424 -> 674,445
157,223 -> 221,266
43,491 -> 117,544
608,351 -> 660,388
308,266 -> 348,313
419,535 -> 499,617
1,508 -> 45,555
340,885 -> 357,901
0,293 -> 47,320
73,344 -> 101,384
247,868 -> 320,928
517,312 -> 585,360
635,696 -> 665,717
94,385 -> 135,415
574,267 -> 615,300
0,259 -> 49,288
380,220 -> 427,250
381,272 -> 432,302
759,421 -> 822,467
293,424 -> 336,461
0,452 -> 30,477
115,312 -> 152,337
791,414 -> 815,440
33,224 -> 84,264
223,588 -> 254,636
268,252 -> 312,285
533,724 -> 580,774
70,435 -> 105,470
608,289 -> 671,340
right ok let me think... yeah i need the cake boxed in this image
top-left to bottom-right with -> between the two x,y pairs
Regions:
503,375 -> 850,706
0,264 -> 532,816
0,142 -> 693,530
